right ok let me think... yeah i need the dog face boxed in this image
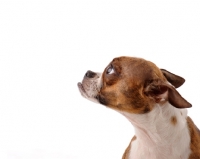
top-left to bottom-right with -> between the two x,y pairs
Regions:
78,56 -> 191,114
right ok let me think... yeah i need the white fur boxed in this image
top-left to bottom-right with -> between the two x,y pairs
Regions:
119,102 -> 191,159
78,70 -> 192,159
78,72 -> 102,103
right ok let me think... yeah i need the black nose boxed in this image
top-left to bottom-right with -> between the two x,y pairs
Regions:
85,70 -> 96,78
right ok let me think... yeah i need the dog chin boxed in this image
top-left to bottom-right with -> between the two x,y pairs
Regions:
77,82 -> 88,97
77,82 -> 99,104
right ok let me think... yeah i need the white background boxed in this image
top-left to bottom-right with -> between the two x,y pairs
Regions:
0,0 -> 200,159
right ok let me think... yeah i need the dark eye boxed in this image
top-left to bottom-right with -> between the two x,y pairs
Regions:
106,65 -> 115,74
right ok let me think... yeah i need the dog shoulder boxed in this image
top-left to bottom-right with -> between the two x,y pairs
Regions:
187,116 -> 200,159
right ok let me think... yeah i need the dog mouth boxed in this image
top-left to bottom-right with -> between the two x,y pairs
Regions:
77,82 -> 89,98
77,81 -> 101,104
77,82 -> 84,92
77,72 -> 103,104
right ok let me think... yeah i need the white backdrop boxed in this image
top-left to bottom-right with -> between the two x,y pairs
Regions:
0,0 -> 200,159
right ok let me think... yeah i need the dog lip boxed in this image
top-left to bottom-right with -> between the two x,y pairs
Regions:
77,82 -> 85,91
77,82 -> 88,95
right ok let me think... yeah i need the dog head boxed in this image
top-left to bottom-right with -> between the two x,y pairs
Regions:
78,56 -> 191,114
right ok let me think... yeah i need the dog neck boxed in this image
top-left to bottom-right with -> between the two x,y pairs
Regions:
119,102 -> 191,158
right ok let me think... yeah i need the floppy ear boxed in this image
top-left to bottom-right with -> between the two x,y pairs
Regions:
144,80 -> 192,108
161,69 -> 185,88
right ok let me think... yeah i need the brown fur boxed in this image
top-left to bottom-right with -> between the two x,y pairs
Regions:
97,56 -> 191,113
122,136 -> 137,159
79,56 -> 197,158
187,117 -> 200,159
160,69 -> 185,88
98,57 -> 167,113
96,56 -> 194,158
171,116 -> 177,125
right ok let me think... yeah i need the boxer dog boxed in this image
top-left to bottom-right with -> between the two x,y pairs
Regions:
77,56 -> 200,159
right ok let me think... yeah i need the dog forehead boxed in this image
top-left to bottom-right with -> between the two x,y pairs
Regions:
111,56 -> 163,81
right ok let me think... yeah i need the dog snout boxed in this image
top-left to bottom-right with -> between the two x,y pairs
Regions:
85,70 -> 97,78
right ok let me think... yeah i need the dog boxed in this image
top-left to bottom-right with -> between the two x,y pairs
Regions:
77,56 -> 200,159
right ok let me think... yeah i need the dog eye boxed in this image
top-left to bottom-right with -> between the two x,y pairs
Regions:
106,65 -> 115,74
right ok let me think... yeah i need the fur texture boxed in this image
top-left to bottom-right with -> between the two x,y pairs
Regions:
77,56 -> 200,159
120,102 -> 191,159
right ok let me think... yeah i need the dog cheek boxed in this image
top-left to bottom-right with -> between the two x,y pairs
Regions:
124,91 -> 152,113
97,94 -> 109,106
97,91 -> 117,107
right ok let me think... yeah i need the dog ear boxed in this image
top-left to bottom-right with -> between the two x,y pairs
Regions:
144,80 -> 192,108
160,69 -> 185,88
